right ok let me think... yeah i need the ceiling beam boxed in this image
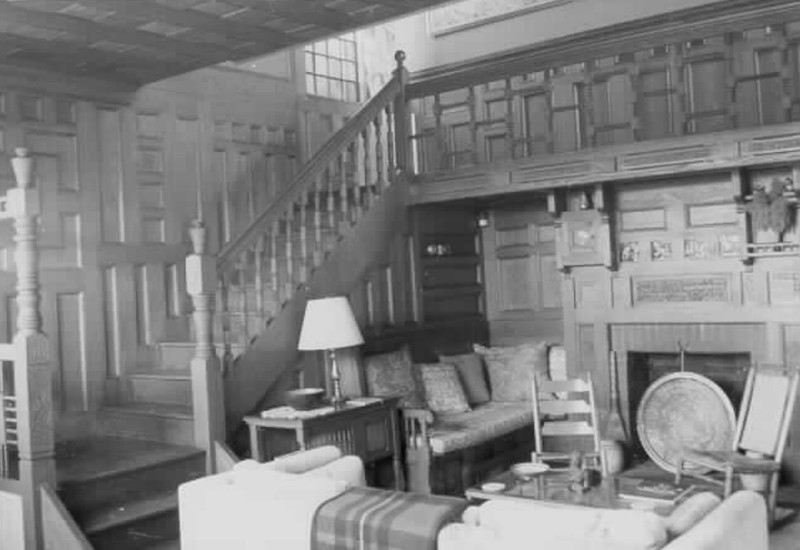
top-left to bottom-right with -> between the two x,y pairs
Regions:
70,0 -> 294,51
0,2 -> 237,63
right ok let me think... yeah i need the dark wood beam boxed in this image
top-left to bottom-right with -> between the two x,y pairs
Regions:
0,1 -> 234,63
71,0 -> 294,50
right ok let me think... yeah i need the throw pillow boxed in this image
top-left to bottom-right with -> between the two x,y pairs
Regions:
664,491 -> 722,538
418,363 -> 471,414
474,341 -> 549,402
439,353 -> 490,406
363,346 -> 424,408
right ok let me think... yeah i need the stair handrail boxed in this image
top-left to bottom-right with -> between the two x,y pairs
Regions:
217,61 -> 407,274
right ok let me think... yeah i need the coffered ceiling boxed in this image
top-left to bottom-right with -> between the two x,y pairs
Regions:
0,0 -> 450,87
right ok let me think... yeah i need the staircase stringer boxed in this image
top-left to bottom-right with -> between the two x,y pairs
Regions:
222,175 -> 410,431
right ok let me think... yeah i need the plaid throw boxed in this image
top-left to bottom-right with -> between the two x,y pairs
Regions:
310,486 -> 467,550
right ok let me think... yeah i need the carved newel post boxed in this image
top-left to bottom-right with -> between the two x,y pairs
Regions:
186,220 -> 225,473
7,148 -> 55,549
392,50 -> 409,174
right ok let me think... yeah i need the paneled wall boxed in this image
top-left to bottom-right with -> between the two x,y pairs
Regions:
559,168 -> 800,480
408,18 -> 800,175
0,65 -> 304,440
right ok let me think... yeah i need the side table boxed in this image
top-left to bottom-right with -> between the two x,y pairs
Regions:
243,396 -> 404,490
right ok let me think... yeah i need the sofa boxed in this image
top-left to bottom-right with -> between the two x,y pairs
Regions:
359,330 -> 564,495
178,448 -> 769,550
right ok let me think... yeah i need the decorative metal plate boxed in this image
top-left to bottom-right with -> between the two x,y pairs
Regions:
636,372 -> 736,473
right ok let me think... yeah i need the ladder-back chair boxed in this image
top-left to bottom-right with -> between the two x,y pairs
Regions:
675,364 -> 800,522
531,372 -> 605,475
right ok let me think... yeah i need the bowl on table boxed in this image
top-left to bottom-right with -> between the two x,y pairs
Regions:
285,387 -> 326,410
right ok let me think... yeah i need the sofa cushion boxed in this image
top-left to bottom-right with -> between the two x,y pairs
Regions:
419,362 -> 471,414
439,353 -> 490,406
427,402 -> 533,455
476,499 -> 668,550
364,346 -> 425,408
474,341 -> 549,402
664,491 -> 721,539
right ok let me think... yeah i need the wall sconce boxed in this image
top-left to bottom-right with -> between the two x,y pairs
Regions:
476,210 -> 491,228
425,243 -> 453,257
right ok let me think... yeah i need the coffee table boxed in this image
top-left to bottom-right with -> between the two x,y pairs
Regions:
465,469 -> 679,516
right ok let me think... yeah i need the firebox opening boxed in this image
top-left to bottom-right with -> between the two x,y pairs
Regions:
626,352 -> 750,462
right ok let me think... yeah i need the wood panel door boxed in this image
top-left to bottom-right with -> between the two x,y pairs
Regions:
482,200 -> 563,346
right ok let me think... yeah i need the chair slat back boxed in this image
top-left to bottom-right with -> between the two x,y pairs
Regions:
738,365 -> 800,459
541,421 -> 596,436
531,372 -> 601,458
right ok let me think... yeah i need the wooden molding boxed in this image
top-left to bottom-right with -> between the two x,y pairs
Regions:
407,0 -> 800,97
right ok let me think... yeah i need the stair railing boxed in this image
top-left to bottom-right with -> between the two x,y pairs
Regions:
213,51 -> 409,360
0,148 -> 56,550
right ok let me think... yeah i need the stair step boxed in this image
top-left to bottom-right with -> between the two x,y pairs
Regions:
83,491 -> 177,535
96,403 -> 195,445
87,502 -> 179,550
112,370 -> 192,408
57,437 -> 204,522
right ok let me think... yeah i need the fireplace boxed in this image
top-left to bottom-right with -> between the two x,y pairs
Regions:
626,351 -> 750,460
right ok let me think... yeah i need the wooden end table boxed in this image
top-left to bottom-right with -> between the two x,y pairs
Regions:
243,396 -> 404,490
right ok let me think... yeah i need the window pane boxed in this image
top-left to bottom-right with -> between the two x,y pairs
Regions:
315,76 -> 329,97
314,55 -> 327,76
346,82 -> 358,102
342,61 -> 356,80
330,79 -> 343,101
329,58 -> 342,79
306,74 -> 315,94
304,51 -> 314,72
343,41 -> 355,60
314,41 -> 327,54
328,39 -> 341,58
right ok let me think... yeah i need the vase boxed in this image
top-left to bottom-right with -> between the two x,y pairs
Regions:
601,439 -> 626,475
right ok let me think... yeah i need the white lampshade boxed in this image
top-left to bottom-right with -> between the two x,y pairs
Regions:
297,296 -> 364,351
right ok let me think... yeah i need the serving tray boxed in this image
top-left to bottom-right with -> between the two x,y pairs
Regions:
636,372 -> 736,473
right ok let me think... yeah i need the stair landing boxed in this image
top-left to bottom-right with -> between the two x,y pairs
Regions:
57,436 -> 204,550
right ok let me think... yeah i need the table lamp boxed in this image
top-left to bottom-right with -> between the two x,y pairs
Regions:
297,296 -> 364,408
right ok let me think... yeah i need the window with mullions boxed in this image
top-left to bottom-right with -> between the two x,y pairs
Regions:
305,34 -> 359,102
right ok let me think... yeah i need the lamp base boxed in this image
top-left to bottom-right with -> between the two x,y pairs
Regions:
328,348 -> 346,408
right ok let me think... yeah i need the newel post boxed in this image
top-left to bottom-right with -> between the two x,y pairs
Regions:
186,220 -> 225,473
393,50 -> 410,174
6,148 -> 55,549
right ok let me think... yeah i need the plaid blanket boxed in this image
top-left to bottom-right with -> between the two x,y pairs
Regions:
310,486 -> 467,550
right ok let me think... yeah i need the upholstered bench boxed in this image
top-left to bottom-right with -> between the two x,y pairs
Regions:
356,339 -> 565,495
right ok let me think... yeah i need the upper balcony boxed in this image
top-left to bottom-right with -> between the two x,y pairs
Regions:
404,0 -> 800,204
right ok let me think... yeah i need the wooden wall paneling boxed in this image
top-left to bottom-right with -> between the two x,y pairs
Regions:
98,107 -> 125,242
682,37 -> 730,134
732,27 -> 788,128
120,108 -> 141,243
56,292 -> 87,412
137,111 -> 167,244
171,116 -> 202,242
550,64 -> 588,153
76,100 -> 109,411
589,56 -> 636,147
783,323 -> 800,483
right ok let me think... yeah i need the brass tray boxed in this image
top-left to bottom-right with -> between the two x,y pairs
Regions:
636,372 -> 736,473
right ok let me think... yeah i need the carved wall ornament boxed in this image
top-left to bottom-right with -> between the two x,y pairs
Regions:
650,240 -> 672,261
743,177 -> 796,240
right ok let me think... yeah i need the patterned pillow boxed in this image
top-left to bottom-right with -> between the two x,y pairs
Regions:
418,363 -> 471,414
439,353 -> 490,406
363,347 -> 424,408
474,342 -> 549,402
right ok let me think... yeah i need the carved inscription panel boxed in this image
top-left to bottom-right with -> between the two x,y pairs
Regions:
633,275 -> 731,304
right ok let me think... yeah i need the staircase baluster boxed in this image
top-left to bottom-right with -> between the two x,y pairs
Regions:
219,272 -> 233,366
385,103 -> 395,178
283,210 -> 294,299
313,173 -> 324,266
355,132 -> 366,221
374,112 -> 385,192
434,93 -> 446,170
361,127 -> 372,211
237,256 -> 249,344
298,188 -> 309,283
326,160 -> 336,239
254,234 -> 265,324
269,220 -> 279,304
339,147 -> 349,227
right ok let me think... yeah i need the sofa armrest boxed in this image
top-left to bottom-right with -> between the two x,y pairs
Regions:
663,490 -> 767,550
402,407 -> 435,449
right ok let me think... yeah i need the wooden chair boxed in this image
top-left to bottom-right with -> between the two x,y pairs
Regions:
531,372 -> 605,475
674,364 -> 800,522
